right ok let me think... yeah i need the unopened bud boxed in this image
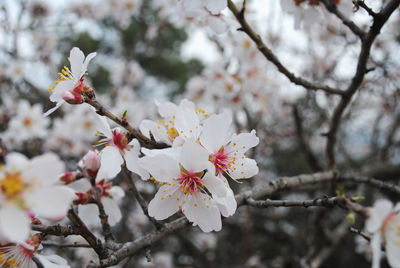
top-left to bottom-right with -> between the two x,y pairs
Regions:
74,192 -> 89,205
78,150 -> 101,180
62,90 -> 84,104
60,172 -> 76,184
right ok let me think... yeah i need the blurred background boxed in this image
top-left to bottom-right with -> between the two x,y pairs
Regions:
0,0 -> 399,267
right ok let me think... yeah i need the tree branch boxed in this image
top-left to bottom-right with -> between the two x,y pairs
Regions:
227,0 -> 344,96
325,0 -> 400,168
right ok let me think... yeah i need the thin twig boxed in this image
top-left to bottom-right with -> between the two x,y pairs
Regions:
93,185 -> 115,242
42,242 -> 92,248
227,0 -> 344,96
245,196 -> 341,208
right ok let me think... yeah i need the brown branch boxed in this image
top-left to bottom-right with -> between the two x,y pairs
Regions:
67,209 -> 109,260
42,242 -> 92,248
356,0 -> 378,18
325,0 -> 400,168
122,168 -> 163,229
93,185 -> 114,242
319,0 -> 365,39
84,96 -> 168,149
31,223 -> 79,236
349,227 -> 371,242
245,196 -> 342,208
227,0 -> 344,96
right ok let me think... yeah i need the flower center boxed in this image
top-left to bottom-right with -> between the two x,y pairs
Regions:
0,172 -> 26,199
112,130 -> 131,152
178,168 -> 204,195
209,147 -> 233,176
23,117 -> 32,127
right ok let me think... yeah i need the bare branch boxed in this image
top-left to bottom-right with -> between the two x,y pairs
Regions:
326,0 -> 400,168
93,185 -> 114,242
319,0 -> 365,39
245,196 -> 341,208
31,224 -> 79,236
227,0 -> 344,96
42,242 -> 92,248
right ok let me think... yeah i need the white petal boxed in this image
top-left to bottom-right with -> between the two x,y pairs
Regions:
205,0 -> 227,14
371,232 -> 382,268
385,217 -> 400,268
109,186 -> 125,202
81,52 -> 96,77
183,194 -> 221,232
0,205 -> 30,243
125,148 -> 149,180
156,100 -> 178,118
70,47 -> 85,80
228,129 -> 259,154
200,113 -> 232,153
229,157 -> 259,179
97,146 -> 124,180
148,185 -> 180,220
43,101 -> 65,117
27,186 -> 75,220
174,106 -> 200,140
25,153 -> 65,186
207,15 -> 228,34
102,197 -> 122,226
139,120 -> 171,145
180,139 -> 209,172
68,179 -> 91,192
78,204 -> 99,226
366,199 -> 393,232
50,80 -> 76,103
5,152 -> 29,170
35,254 -> 70,268
138,154 -> 179,182
97,115 -> 112,137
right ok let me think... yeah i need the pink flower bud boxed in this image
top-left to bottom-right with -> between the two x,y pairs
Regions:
78,150 -> 101,179
62,90 -> 84,104
59,172 -> 76,184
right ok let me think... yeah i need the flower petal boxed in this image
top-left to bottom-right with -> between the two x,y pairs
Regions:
229,157 -> 259,179
148,185 -> 181,220
200,113 -> 232,153
25,153 -> 65,186
125,147 -> 149,180
50,80 -> 76,103
138,154 -> 179,182
102,197 -> 122,226
0,205 -> 30,243
180,139 -> 209,172
43,101 -> 65,117
205,0 -> 227,14
81,52 -> 96,77
366,199 -> 393,232
97,146 -> 124,180
70,47 -> 85,80
228,129 -> 259,154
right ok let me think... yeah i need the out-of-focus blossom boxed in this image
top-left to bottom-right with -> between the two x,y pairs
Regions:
78,150 -> 101,180
0,153 -> 75,243
366,199 -> 400,268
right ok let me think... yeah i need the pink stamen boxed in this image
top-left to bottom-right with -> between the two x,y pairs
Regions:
178,170 -> 203,195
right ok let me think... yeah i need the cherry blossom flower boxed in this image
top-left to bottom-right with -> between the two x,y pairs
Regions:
366,199 -> 400,268
139,138 -> 235,232
140,99 -> 205,147
0,235 -> 70,268
95,116 -> 149,180
44,47 -> 96,116
0,153 -> 75,243
200,113 -> 259,182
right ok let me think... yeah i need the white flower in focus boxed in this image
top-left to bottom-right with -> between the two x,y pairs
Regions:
0,235 -> 70,268
366,199 -> 400,268
139,138 -> 234,232
4,100 -> 49,144
95,116 -> 149,180
44,47 -> 96,116
0,153 -> 75,243
140,99 -> 204,147
201,113 -> 259,182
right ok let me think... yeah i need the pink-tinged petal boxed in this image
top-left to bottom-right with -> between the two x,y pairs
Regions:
139,120 -> 171,145
97,146 -> 124,180
371,232 -> 382,268
50,80 -> 76,103
25,153 -> 65,186
102,197 -> 122,226
366,199 -> 393,233
180,139 -> 209,172
205,0 -> 227,14
125,149 -> 149,180
27,186 -> 75,220
183,194 -> 221,232
138,154 -> 179,182
200,113 -> 232,153
70,47 -> 85,80
228,130 -> 259,154
81,52 -> 96,77
35,254 -> 70,268
148,185 -> 181,220
0,205 -> 30,243
230,157 -> 259,179
43,101 -> 65,117
385,216 -> 400,268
